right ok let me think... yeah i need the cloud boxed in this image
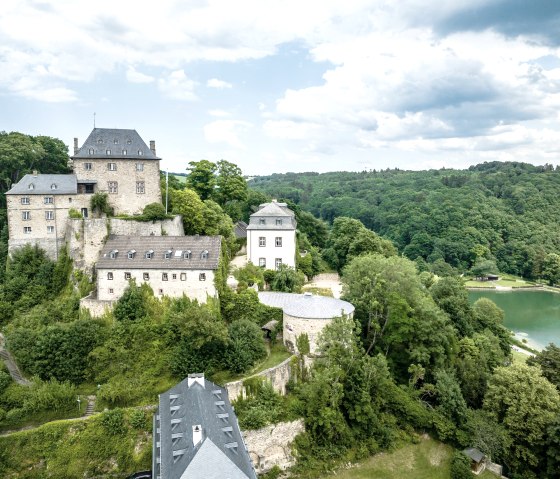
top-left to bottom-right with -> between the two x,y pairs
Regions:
204,120 -> 252,148
206,78 -> 232,89
126,67 -> 154,84
157,70 -> 197,101
208,109 -> 231,117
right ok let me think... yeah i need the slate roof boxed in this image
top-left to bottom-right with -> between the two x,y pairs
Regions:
6,174 -> 77,195
246,202 -> 296,230
234,221 -> 248,238
153,374 -> 257,479
258,292 -> 355,319
96,236 -> 221,270
72,128 -> 160,160
463,447 -> 486,463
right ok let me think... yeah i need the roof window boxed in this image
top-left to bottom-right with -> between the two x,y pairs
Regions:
127,250 -> 136,259
106,149 -> 111,155
88,148 -> 94,155
51,183 -> 57,190
97,138 -> 103,144
127,138 -> 132,145
28,183 -> 34,190
201,250 -> 209,259
145,250 -> 154,259
109,249 -> 118,259
138,150 -> 143,156
164,249 -> 173,259
113,139 -> 118,144
174,250 -> 183,258
184,250 -> 191,259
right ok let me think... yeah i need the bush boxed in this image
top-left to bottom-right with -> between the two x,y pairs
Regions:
90,192 -> 112,216
224,320 -> 267,373
101,408 -> 126,435
142,202 -> 167,221
450,450 -> 473,479
68,208 -> 83,219
129,409 -> 147,429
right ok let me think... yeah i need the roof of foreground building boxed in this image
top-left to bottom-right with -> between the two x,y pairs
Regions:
246,201 -> 296,230
72,128 -> 160,160
152,373 -> 257,479
6,174 -> 78,195
258,291 -> 355,319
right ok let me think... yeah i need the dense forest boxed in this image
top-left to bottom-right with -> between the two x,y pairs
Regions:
251,163 -> 560,279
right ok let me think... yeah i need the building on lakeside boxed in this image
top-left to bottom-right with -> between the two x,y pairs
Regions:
152,373 -> 257,479
246,201 -> 296,269
96,235 -> 221,303
6,128 -> 162,259
258,291 -> 355,354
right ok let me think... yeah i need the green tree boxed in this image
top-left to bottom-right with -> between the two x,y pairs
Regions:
186,160 -> 217,200
430,277 -> 476,338
113,280 -> 147,321
224,320 -> 267,373
215,160 -> 247,206
471,259 -> 499,278
542,253 -> 560,286
434,369 -> 468,425
528,343 -> 560,390
270,265 -> 305,293
171,188 -> 206,234
142,202 -> 167,221
471,298 -> 511,355
483,363 -> 560,474
450,451 -> 472,479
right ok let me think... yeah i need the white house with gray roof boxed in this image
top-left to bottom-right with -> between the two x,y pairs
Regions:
6,128 -> 162,259
96,235 -> 221,303
246,201 -> 296,269
258,291 -> 355,354
153,373 -> 257,479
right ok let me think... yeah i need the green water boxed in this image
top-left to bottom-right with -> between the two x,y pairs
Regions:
468,290 -> 560,351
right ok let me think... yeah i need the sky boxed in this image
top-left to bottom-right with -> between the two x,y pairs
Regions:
2,0 -> 560,176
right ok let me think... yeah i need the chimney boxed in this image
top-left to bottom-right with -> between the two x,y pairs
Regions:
150,140 -> 156,155
32,170 -> 38,177
187,373 -> 205,388
192,424 -> 203,447
73,138 -> 79,155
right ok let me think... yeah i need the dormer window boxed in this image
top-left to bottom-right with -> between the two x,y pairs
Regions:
51,183 -> 57,190
276,219 -> 283,225
88,148 -> 94,155
106,149 -> 111,155
113,139 -> 118,144
28,183 -> 34,190
259,218 -> 265,225
184,250 -> 191,259
109,250 -> 118,259
138,150 -> 143,156
127,139 -> 132,145
127,250 -> 136,259
201,250 -> 209,259
97,138 -> 103,144
145,250 -> 154,259
164,250 -> 172,259
122,149 -> 127,155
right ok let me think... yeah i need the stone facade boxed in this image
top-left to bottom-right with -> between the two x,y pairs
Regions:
243,420 -> 305,474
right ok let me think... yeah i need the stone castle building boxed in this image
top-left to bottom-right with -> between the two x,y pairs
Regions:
6,128 -> 162,259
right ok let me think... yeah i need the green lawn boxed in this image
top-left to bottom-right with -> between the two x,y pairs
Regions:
324,437 -> 500,479
464,274 -> 538,289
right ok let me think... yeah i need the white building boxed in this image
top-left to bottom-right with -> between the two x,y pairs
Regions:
258,291 -> 355,354
246,201 -> 296,269
96,236 -> 221,304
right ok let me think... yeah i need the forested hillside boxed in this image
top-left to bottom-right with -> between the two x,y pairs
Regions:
251,162 -> 560,278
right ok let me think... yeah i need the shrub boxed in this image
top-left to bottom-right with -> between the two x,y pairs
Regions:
101,408 -> 126,435
224,320 -> 267,373
142,202 -> 167,221
90,192 -> 112,216
450,450 -> 473,479
68,208 -> 83,219
129,409 -> 147,429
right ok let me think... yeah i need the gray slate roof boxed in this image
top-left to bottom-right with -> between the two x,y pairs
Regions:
96,236 -> 221,270
258,292 -> 355,319
234,221 -> 247,238
6,174 -> 77,195
247,202 -> 296,230
153,374 -> 257,479
72,128 -> 159,160
463,447 -> 485,463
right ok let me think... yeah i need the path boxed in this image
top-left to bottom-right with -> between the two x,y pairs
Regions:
0,333 -> 30,386
305,273 -> 343,299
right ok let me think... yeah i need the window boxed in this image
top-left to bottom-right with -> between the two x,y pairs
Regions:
108,163 -> 117,171
180,273 -> 186,281
108,181 -> 118,193
97,138 -> 103,144
85,184 -> 94,193
28,184 -> 34,190
84,163 -> 92,170
184,250 -> 191,259
127,250 -> 136,259
51,183 -> 57,190
107,272 -> 113,280
164,250 -> 172,259
259,258 -> 266,268
136,163 -> 144,171
143,273 -> 150,280
124,272 -> 131,280
81,208 -> 88,218
145,250 -> 154,259
113,138 -> 119,144
88,148 -> 94,155
23,226 -> 32,234
276,219 -> 283,225
275,258 -> 283,270
45,211 -> 54,220
275,237 -> 282,247
21,197 -> 30,205
127,138 -> 132,145
106,149 -> 111,155
199,273 -> 206,281
109,250 -> 118,259
201,250 -> 209,259
44,196 -> 53,204
138,150 -> 143,156
109,288 -> 114,294
22,211 -> 30,220
47,226 -> 54,234
162,273 -> 168,281
136,181 -> 145,194
172,274 -> 177,280
259,237 -> 266,247
259,218 -> 266,225
158,289 -> 163,295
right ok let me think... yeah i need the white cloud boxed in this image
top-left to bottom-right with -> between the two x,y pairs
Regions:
204,120 -> 252,149
206,78 -> 232,89
157,70 -> 197,101
208,109 -> 231,117
126,67 -> 154,84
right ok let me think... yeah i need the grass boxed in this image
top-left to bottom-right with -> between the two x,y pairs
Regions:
511,350 -> 529,365
210,340 -> 292,385
302,286 -> 334,297
465,274 -> 538,289
323,437 -> 501,479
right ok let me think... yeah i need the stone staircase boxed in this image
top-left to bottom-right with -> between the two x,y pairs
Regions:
84,396 -> 96,417
0,349 -> 30,386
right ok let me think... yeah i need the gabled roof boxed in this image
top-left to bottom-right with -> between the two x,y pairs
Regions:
72,128 -> 159,160
247,202 -> 296,230
463,447 -> 486,463
96,236 -> 221,270
234,221 -> 248,239
6,174 -> 77,195
258,292 -> 355,319
153,374 -> 257,479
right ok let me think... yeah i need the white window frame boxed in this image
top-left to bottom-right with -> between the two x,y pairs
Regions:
21,197 -> 30,205
23,226 -> 32,234
275,237 -> 282,247
136,163 -> 144,171
136,181 -> 145,194
259,237 -> 266,247
199,273 -> 206,281
108,162 -> 117,171
162,273 -> 168,281
180,273 -> 186,281
44,196 -> 53,204
108,181 -> 118,194
107,272 -> 113,280
45,210 -> 54,220
47,226 -> 55,234
276,219 -> 283,225
259,258 -> 266,268
143,272 -> 150,281
22,211 -> 30,220
275,258 -> 283,270
84,163 -> 93,171
124,272 -> 131,280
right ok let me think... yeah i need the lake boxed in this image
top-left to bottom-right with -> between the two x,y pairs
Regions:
468,290 -> 560,351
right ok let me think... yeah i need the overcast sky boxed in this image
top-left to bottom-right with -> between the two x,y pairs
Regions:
2,0 -> 560,175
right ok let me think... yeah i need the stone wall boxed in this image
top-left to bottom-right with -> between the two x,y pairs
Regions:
80,293 -> 115,318
226,356 -> 294,401
243,420 -> 304,474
